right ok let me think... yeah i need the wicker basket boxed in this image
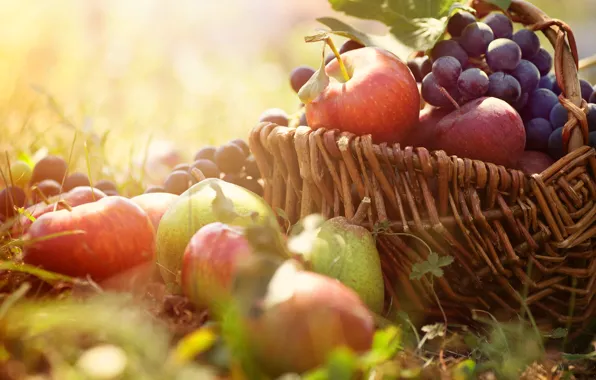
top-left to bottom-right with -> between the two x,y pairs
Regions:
249,0 -> 596,330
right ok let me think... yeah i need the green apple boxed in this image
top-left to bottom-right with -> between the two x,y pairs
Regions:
156,178 -> 277,290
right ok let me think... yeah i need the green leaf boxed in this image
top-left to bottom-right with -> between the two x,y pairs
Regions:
326,347 -> 358,380
485,0 -> 512,11
298,39 -> 330,104
437,255 -> 455,267
170,327 -> 217,364
16,152 -> 34,168
410,252 -> 453,280
0,261 -> 78,285
361,325 -> 402,367
452,359 -> 476,380
316,17 -> 376,47
544,327 -> 568,339
327,0 -> 476,51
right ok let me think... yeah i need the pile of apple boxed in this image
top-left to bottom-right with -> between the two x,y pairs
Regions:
264,11 -> 596,176
1,148 -> 389,376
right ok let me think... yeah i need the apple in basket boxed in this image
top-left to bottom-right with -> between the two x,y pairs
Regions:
298,34 -> 420,144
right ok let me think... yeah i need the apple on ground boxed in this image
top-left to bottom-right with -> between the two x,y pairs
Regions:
11,186 -> 107,237
156,178 -> 278,291
516,150 -> 555,175
243,261 -> 374,376
299,38 -> 420,144
23,196 -> 155,281
181,222 -> 253,311
130,192 -> 179,232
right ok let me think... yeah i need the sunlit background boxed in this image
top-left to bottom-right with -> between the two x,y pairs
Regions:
0,0 -> 595,189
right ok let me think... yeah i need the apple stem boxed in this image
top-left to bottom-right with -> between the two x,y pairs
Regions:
438,87 -> 460,110
351,197 -> 371,225
326,37 -> 351,82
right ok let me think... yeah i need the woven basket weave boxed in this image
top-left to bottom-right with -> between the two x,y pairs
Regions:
249,0 -> 596,330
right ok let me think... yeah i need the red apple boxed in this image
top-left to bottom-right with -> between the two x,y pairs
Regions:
130,192 -> 178,231
181,222 -> 253,310
402,105 -> 452,149
11,186 -> 107,237
432,97 -> 525,167
300,46 -> 420,144
23,196 -> 155,280
246,268 -> 375,376
516,150 -> 555,175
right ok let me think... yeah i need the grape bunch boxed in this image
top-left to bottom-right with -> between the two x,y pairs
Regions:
153,138 -> 263,197
408,10 -> 596,161
1,155 -> 120,221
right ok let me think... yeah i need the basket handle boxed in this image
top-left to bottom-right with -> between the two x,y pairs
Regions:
472,0 -> 588,154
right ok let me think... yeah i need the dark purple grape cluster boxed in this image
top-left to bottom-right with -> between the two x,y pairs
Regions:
154,138 -> 264,196
410,10 -> 596,161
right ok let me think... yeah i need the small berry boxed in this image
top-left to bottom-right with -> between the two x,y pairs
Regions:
63,172 -> 91,192
191,159 -> 220,179
30,155 -> 68,185
164,170 -> 192,195
194,146 -> 216,162
214,144 -> 246,174
94,180 -> 118,193
230,139 -> 250,157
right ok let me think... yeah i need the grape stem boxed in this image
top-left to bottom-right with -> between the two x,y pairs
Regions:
325,37 -> 351,82
438,87 -> 460,110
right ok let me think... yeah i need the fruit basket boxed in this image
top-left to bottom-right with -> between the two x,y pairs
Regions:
249,0 -> 596,331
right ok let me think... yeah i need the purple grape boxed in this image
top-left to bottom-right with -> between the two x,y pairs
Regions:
588,103 -> 596,132
580,79 -> 594,102
459,22 -> 494,57
539,73 -> 555,90
512,29 -> 540,59
431,40 -> 469,67
290,66 -> 316,94
407,56 -> 432,82
339,40 -> 364,54
447,11 -> 476,37
590,87 -> 596,104
457,68 -> 489,99
525,118 -> 554,151
528,88 -> 559,119
529,48 -> 553,76
552,79 -> 562,95
549,102 -> 568,129
488,72 -> 521,104
432,56 -> 462,88
486,39 -> 522,72
548,127 -> 565,160
512,59 -> 540,94
590,131 -> 596,148
483,13 -> 513,39
513,92 -> 529,111
421,73 -> 458,108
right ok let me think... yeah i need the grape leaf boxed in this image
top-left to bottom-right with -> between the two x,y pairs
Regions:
326,0 -> 476,52
485,0 -> 512,11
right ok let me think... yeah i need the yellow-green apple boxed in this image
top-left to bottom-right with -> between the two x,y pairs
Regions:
23,196 -> 155,280
155,178 -> 277,290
